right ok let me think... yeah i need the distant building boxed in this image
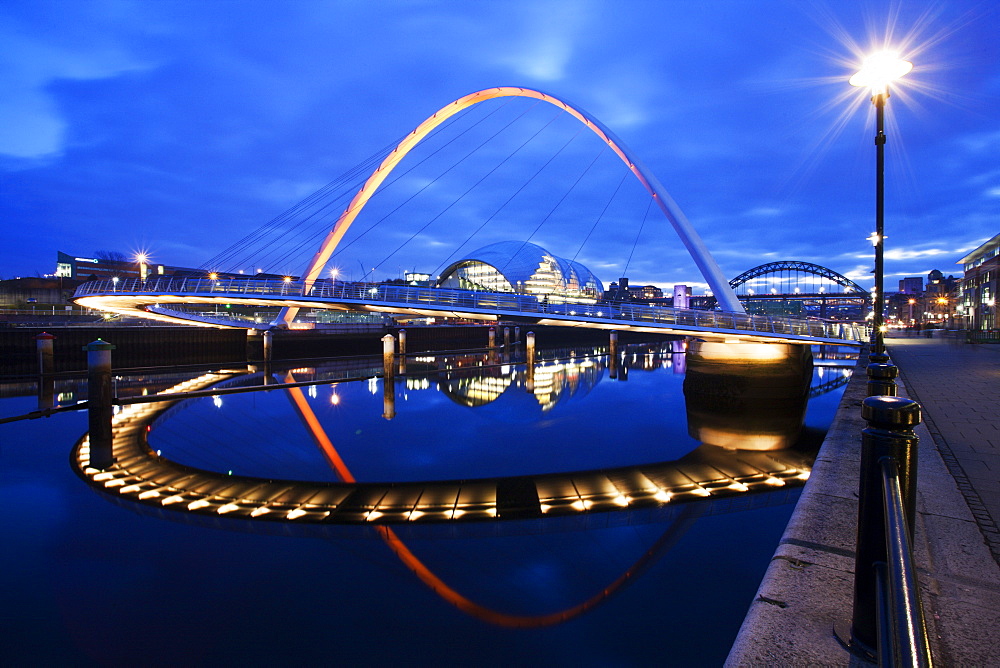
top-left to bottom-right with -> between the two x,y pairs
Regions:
959,233 -> 999,331
898,277 -> 923,294
0,277 -> 81,306
637,284 -> 663,301
55,251 -> 283,282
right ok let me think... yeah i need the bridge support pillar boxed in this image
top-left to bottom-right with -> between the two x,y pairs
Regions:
382,334 -> 396,419
85,339 -> 115,470
609,330 -> 619,379
35,331 -> 55,376
515,326 -> 521,345
503,327 -> 510,349
488,326 -> 496,349
262,330 -> 273,363
398,329 -> 406,355
35,332 -> 55,410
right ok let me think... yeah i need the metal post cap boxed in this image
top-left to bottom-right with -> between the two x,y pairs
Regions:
866,363 -> 899,379
34,332 -> 56,340
861,395 -> 920,426
868,351 -> 890,364
83,338 -> 116,351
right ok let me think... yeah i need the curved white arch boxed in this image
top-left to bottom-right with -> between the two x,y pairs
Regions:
275,87 -> 744,326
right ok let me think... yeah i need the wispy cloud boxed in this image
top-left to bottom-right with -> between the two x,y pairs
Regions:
0,12 -> 156,158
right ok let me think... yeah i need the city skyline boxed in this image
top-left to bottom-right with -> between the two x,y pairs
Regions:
2,0 -> 998,294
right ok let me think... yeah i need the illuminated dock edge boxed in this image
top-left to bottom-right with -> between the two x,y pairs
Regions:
72,372 -> 813,525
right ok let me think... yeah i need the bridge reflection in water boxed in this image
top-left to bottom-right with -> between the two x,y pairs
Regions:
69,341 -> 851,635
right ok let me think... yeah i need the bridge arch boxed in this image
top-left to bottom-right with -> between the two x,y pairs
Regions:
279,86 -> 744,325
729,261 -> 868,296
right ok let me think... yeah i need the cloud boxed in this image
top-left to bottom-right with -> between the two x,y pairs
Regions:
959,130 -> 1000,155
488,0 -> 594,82
883,247 -> 953,260
744,206 -> 784,217
0,9 -> 156,158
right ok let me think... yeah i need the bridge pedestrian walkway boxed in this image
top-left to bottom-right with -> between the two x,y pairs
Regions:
727,334 -> 1000,666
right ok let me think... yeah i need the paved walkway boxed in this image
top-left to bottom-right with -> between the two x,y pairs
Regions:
727,337 -> 1000,666
887,332 -> 1000,564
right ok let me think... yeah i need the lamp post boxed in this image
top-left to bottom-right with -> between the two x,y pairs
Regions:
850,51 -> 912,356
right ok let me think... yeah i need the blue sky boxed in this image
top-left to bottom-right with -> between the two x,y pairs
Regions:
2,0 -> 997,294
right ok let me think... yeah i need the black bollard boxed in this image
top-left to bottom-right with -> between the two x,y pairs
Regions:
866,362 -> 898,397
850,395 -> 921,654
85,339 -> 116,470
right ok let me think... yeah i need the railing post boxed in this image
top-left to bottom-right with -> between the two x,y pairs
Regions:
84,339 -> 116,470
851,395 -> 922,656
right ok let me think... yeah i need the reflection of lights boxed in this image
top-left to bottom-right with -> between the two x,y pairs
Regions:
330,393 -> 340,405
212,395 -> 222,408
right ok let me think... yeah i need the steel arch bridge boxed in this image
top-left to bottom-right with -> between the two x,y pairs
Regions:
730,261 -> 868,296
728,262 -> 870,321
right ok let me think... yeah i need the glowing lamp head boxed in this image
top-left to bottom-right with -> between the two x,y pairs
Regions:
208,272 -> 219,281
850,51 -> 912,97
135,252 -> 148,264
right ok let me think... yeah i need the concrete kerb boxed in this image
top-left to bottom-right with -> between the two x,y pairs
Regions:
726,349 -> 1000,666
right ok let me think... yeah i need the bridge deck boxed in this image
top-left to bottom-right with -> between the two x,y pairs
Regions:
74,277 -> 865,346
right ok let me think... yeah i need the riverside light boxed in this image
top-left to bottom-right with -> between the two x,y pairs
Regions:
850,50 -> 912,356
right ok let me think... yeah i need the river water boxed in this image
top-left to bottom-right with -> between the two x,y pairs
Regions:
1,341 -> 852,666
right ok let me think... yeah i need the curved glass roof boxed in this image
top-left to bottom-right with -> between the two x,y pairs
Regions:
438,241 -> 604,299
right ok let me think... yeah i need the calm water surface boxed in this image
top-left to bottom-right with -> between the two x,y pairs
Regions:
1,342 -> 851,666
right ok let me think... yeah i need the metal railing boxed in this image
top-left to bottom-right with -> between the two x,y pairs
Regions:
851,391 -> 932,666
74,277 -> 866,343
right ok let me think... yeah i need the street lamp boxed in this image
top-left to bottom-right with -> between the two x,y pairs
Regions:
850,51 -> 912,355
135,252 -> 149,281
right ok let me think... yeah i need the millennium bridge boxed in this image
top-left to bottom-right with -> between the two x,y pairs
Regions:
74,276 -> 865,346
